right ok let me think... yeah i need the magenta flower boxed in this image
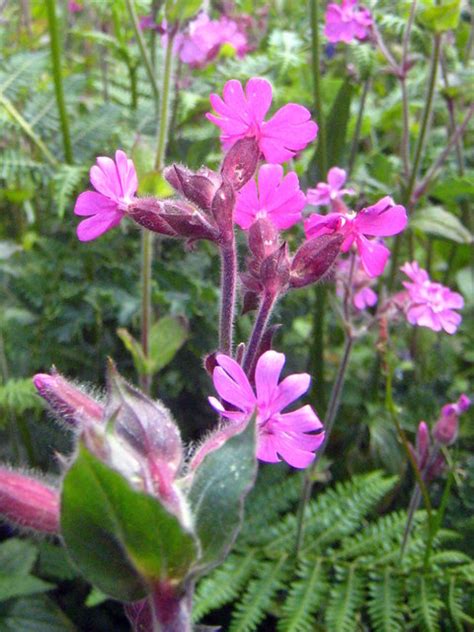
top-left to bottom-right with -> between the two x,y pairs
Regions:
208,351 -> 324,469
68,0 -> 83,13
433,395 -> 471,445
74,150 -> 137,242
324,0 -> 373,43
400,261 -> 464,334
207,77 -> 318,164
235,164 -> 306,230
307,167 -> 355,207
305,196 -> 407,277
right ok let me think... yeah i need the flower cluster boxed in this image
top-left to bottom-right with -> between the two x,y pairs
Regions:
307,167 -> 355,209
399,261 -> 464,334
324,0 -> 373,43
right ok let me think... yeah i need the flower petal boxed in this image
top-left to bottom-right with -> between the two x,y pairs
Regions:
355,197 -> 407,237
356,235 -> 390,277
269,373 -> 311,415
90,157 -> 122,200
255,351 -> 286,409
245,77 -> 273,124
76,210 -> 124,242
74,191 -> 118,217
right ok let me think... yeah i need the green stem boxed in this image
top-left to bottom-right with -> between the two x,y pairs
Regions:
154,31 -> 176,171
295,334 -> 354,555
308,286 -> 327,411
125,0 -> 160,108
347,77 -> 370,177
0,94 -> 58,167
45,0 -> 73,163
310,0 -> 327,176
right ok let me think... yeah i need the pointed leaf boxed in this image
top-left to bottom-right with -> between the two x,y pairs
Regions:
148,315 -> 188,374
61,445 -> 198,601
189,419 -> 258,576
411,206 -> 473,243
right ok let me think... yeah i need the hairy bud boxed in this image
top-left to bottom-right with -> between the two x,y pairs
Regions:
248,218 -> 279,261
127,198 -> 177,236
415,421 -> 430,469
290,234 -> 343,289
211,178 -> 235,243
220,137 -> 260,191
433,394 -> 471,446
33,371 -> 103,427
164,164 -> 220,211
0,468 -> 60,534
260,243 -> 291,296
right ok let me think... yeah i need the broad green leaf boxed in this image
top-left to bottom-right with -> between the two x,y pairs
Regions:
0,539 -> 37,575
61,446 -> 198,601
148,315 -> 188,374
189,419 -> 258,576
0,596 -> 76,631
117,327 -> 148,375
326,79 -> 354,169
456,267 -> 474,304
431,176 -> 474,204
419,0 -> 461,33
37,542 -> 78,582
411,207 -> 473,244
0,576 -> 53,602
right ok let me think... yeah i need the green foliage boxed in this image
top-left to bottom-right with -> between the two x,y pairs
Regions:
194,472 -> 474,630
0,378 -> 42,418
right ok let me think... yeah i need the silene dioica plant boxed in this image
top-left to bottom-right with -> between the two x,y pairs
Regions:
0,0 -> 473,630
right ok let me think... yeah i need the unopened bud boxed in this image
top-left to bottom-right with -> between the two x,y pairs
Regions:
242,290 -> 260,314
0,467 -> 60,534
433,413 -> 458,446
128,198 -> 177,236
161,200 -> 219,241
416,421 -> 430,469
211,178 -> 235,243
248,218 -> 279,261
221,137 -> 260,191
164,164 -> 220,211
260,243 -> 291,296
290,234 -> 343,289
33,372 -> 103,427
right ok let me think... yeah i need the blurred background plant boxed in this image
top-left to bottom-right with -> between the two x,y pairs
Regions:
0,0 -> 473,629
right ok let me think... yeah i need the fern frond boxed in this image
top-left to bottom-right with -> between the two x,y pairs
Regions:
229,556 -> 287,632
278,558 -> 329,632
368,568 -> 404,632
408,576 -> 443,632
325,564 -> 365,632
0,378 -> 42,418
52,165 -> 87,218
192,552 -> 257,623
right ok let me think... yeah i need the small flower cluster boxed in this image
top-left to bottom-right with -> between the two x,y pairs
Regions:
324,0 -> 373,44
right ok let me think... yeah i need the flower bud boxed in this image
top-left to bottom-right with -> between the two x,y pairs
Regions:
260,243 -> 291,296
160,200 -> 219,241
127,198 -> 177,236
0,467 -> 60,534
415,421 -> 430,469
211,178 -> 235,243
433,413 -> 459,446
33,371 -> 103,427
220,137 -> 260,191
164,164 -> 220,211
248,218 -> 279,261
290,234 -> 343,289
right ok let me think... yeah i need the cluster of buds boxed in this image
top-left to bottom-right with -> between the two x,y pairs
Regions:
410,394 -> 471,483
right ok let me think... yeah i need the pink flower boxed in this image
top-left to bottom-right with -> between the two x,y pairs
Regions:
208,351 -> 324,468
400,261 -> 464,334
139,15 -> 161,32
336,255 -> 378,310
74,150 -> 137,242
307,167 -> 355,207
207,77 -> 318,164
354,286 -> 377,310
305,196 -> 407,277
68,0 -> 83,13
235,164 -> 306,230
324,0 -> 373,43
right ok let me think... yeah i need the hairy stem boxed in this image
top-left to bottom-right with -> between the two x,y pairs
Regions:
242,291 -> 277,376
219,239 -> 238,356
45,0 -> 73,163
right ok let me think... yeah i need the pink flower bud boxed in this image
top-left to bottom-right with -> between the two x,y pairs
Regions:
127,198 -> 177,236
211,178 -> 236,243
248,218 -> 280,261
260,243 -> 291,296
33,372 -> 103,427
164,164 -> 220,211
290,234 -> 343,289
416,421 -> 430,469
220,137 -> 260,191
0,467 -> 60,534
433,412 -> 459,446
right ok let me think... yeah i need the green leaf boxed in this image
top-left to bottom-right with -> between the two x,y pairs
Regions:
36,542 -> 78,582
189,418 -> 258,576
85,587 -> 108,608
419,0 -> 461,33
411,207 -> 473,243
165,0 -> 201,23
148,315 -> 188,374
117,327 -> 148,375
0,595 -> 76,631
0,539 -> 37,575
456,267 -> 474,304
431,176 -> 474,204
326,80 -> 354,169
0,576 -> 53,602
61,445 -> 198,601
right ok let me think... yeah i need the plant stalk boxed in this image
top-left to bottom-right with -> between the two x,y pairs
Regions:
219,239 -> 238,356
242,291 -> 277,375
347,77 -> 370,177
45,0 -> 73,163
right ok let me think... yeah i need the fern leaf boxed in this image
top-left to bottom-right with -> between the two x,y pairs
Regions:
192,552 -> 257,623
368,568 -> 405,632
0,378 -> 42,418
325,564 -> 365,632
408,576 -> 443,632
229,556 -> 287,632
278,558 -> 329,632
52,165 -> 87,218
